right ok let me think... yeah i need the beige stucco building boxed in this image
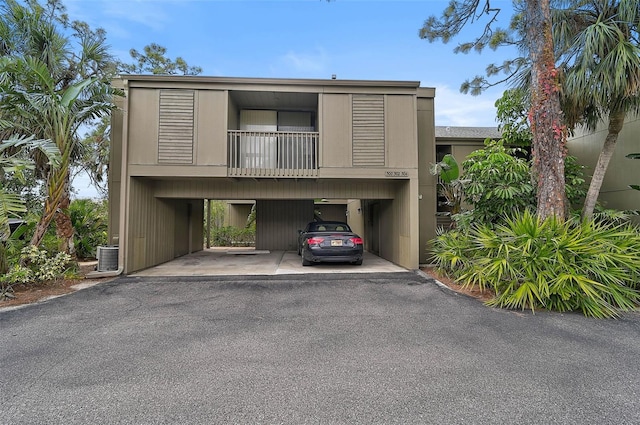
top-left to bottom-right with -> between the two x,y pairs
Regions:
109,75 -> 442,274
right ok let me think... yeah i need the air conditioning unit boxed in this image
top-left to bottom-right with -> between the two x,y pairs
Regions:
97,246 -> 119,272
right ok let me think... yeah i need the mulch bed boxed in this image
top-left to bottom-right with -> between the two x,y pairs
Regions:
0,262 -> 111,309
420,266 -> 495,302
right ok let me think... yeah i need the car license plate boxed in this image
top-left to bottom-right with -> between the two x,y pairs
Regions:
331,240 -> 343,247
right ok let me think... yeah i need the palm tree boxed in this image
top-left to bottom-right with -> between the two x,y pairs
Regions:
0,56 -> 117,254
0,134 -> 60,273
554,0 -> 640,220
0,0 -> 120,255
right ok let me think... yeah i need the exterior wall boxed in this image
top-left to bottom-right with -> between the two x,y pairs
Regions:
256,200 -> 314,250
316,203 -> 347,222
387,95 -> 418,168
152,178 -> 401,200
224,202 -> 253,227
126,178 -> 175,273
321,94 -> 352,168
173,199 -> 204,257
568,114 -> 640,213
195,90 -> 227,166
108,79 -> 125,245
417,92 -> 436,264
128,89 -> 159,165
346,200 -> 364,237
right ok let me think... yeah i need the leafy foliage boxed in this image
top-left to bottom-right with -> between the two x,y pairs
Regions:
118,43 -> 203,76
495,88 -> 532,147
459,139 -> 534,225
451,139 -> 585,228
430,154 -> 465,217
69,199 -> 108,259
431,210 -> 640,318
211,226 -> 255,247
0,0 -> 121,253
0,245 -> 72,300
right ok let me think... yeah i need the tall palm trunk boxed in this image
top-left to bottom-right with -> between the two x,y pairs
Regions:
54,176 -> 75,258
30,159 -> 69,248
582,108 -> 625,221
527,0 -> 567,221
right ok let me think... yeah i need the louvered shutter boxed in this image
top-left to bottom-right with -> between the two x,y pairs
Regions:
158,90 -> 194,164
352,95 -> 385,166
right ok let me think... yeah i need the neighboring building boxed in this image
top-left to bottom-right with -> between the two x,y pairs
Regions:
432,126 -> 501,229
568,114 -> 640,214
435,126 -> 501,162
109,75 -> 438,274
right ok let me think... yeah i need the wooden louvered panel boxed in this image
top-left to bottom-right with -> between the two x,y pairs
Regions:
158,90 -> 194,164
352,95 -> 385,167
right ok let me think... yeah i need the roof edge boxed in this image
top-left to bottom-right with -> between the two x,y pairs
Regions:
117,74 -> 423,89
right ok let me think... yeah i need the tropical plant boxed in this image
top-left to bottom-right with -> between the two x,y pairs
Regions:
0,135 -> 60,274
431,210 -> 640,318
69,199 -> 108,259
460,139 -> 535,225
0,245 -> 72,300
0,0 -> 120,256
495,88 -> 533,147
554,0 -> 640,220
430,154 -> 465,217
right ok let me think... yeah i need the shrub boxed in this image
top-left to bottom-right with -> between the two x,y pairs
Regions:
451,140 -> 586,228
431,210 -> 640,318
460,139 -> 534,225
69,199 -> 108,259
0,246 -> 72,299
211,226 -> 255,247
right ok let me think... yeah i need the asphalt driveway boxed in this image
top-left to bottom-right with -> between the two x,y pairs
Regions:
2,272 -> 640,424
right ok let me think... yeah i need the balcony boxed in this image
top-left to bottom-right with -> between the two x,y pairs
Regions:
228,130 -> 319,178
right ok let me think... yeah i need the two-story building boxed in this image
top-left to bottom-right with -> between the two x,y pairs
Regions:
109,75 -> 439,274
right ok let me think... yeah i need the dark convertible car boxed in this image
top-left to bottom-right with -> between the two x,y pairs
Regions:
298,221 -> 364,266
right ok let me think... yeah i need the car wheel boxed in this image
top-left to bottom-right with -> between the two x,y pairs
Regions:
352,259 -> 363,266
302,257 -> 313,266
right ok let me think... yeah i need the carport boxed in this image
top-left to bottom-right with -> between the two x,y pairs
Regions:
116,175 -> 417,274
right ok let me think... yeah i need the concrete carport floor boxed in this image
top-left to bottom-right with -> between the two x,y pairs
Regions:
132,248 -> 407,277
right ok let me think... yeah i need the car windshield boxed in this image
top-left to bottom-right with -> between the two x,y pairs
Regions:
310,223 -> 351,232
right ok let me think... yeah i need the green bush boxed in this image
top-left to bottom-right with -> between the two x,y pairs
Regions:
431,210 -> 640,318
0,245 -> 72,299
211,226 -> 255,247
452,140 -> 586,228
69,199 -> 108,259
460,139 -> 534,225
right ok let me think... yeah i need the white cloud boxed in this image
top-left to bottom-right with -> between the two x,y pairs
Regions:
430,84 -> 501,127
66,0 -> 170,33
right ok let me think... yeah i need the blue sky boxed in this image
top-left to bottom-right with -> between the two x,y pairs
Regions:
65,0 -> 519,197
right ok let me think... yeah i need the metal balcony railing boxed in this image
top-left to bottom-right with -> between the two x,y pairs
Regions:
228,130 -> 319,177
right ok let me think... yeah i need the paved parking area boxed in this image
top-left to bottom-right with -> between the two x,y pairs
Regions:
132,248 -> 407,276
2,273 -> 640,424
